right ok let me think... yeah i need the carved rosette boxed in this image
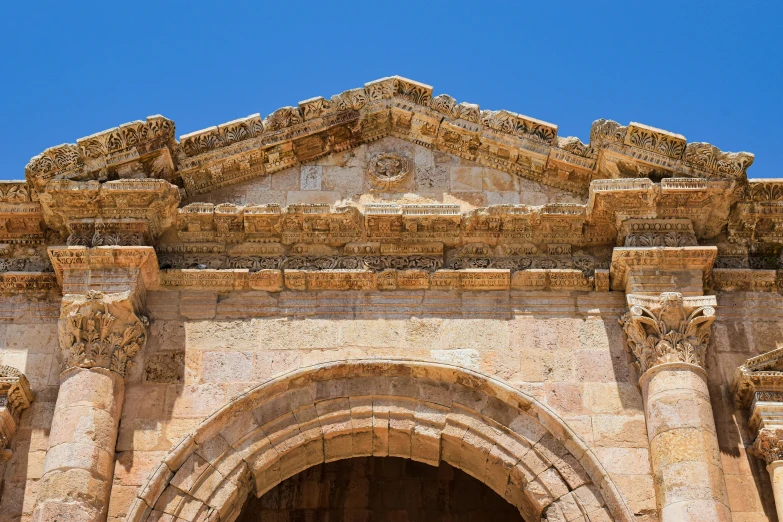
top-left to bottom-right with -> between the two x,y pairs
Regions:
368,152 -> 411,190
619,292 -> 716,376
59,291 -> 148,378
751,428 -> 783,465
0,366 -> 34,459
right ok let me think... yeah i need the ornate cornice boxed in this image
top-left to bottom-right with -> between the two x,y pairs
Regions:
610,246 -> 717,292
0,366 -> 34,460
24,115 -> 176,192
23,77 -> 753,198
39,179 -> 180,247
620,292 -> 717,376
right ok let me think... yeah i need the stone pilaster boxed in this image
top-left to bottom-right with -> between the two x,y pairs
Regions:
32,247 -> 155,522
0,366 -> 34,461
732,348 -> 783,521
614,244 -> 731,521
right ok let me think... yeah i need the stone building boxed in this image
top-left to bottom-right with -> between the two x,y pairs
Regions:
0,76 -> 780,522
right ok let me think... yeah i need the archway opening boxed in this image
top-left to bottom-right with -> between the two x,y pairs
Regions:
126,360 -> 630,522
237,456 -> 524,522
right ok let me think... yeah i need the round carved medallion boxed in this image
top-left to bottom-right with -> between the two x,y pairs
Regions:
369,152 -> 411,190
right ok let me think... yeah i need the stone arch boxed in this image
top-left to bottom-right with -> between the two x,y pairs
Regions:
125,360 -> 634,522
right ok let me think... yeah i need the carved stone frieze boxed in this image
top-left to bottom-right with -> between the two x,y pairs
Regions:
711,269 -> 778,292
48,246 -> 159,290
40,179 -> 180,246
0,366 -> 34,459
619,219 -> 697,247
6,75 -> 781,296
160,267 -> 597,292
58,291 -> 148,377
620,292 -> 717,376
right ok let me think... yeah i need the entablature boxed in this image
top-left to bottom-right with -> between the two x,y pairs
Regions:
6,76 -> 783,294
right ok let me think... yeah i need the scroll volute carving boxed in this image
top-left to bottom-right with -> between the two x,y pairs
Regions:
58,291 -> 148,378
619,292 -> 716,376
0,365 -> 34,459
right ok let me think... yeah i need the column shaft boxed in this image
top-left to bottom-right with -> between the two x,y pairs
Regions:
768,461 -> 783,521
32,367 -> 124,522
641,363 -> 731,521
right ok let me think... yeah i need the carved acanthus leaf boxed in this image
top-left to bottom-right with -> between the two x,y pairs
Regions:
751,428 -> 783,464
620,292 -> 716,376
59,292 -> 148,378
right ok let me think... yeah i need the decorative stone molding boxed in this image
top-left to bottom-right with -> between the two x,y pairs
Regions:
0,366 -> 34,460
23,77 -> 753,201
618,219 -> 697,247
620,292 -> 717,376
733,348 -> 783,469
0,76 -> 779,293
39,179 -> 180,246
732,347 -> 783,438
25,115 -> 177,192
58,291 -> 148,378
159,267 -> 596,292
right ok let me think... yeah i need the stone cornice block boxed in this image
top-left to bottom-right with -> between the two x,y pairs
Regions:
610,246 -> 717,292
40,178 -> 180,245
47,246 -> 160,290
733,347 -> 783,409
25,115 -> 177,192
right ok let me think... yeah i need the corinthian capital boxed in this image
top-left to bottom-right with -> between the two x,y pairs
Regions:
58,290 -> 148,378
619,292 -> 717,376
751,428 -> 783,465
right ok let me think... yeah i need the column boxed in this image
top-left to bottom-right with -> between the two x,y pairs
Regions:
32,288 -> 148,522
621,292 -> 731,521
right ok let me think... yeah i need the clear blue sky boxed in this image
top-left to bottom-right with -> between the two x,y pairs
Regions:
2,2 -> 781,180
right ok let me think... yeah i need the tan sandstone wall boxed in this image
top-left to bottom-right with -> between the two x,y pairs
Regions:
0,291 -> 779,521
0,297 -> 60,521
105,289 -> 655,521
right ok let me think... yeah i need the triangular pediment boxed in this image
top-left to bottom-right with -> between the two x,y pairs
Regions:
183,136 -> 583,210
24,76 -> 754,201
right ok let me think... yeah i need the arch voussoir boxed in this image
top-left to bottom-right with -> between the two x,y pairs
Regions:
126,360 -> 635,522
